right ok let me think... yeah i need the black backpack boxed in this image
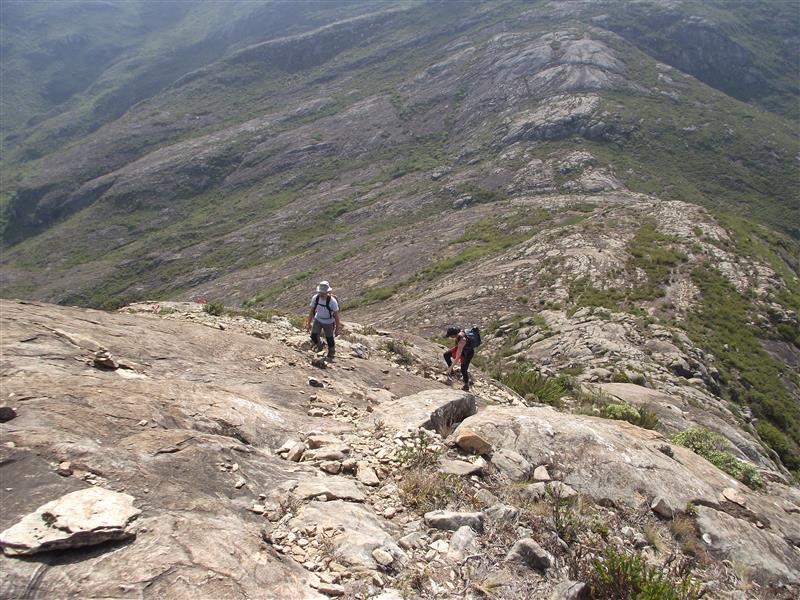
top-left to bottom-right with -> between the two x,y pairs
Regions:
464,326 -> 482,347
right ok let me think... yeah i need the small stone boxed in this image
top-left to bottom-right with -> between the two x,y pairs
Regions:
453,426 -> 492,455
0,407 -> 18,422
429,539 -> 449,553
234,478 -> 246,489
308,408 -> 327,417
650,496 -> 674,519
372,548 -> 394,566
533,466 -> 550,482
505,538 -> 553,571
720,487 -> 747,507
308,377 -> 324,388
550,580 -> 590,600
55,462 -> 72,477
137,419 -> 148,427
320,461 -> 342,474
286,443 -> 306,462
357,464 -> 380,487
317,583 -> 344,596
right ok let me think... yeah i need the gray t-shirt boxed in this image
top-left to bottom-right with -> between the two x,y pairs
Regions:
310,294 -> 339,324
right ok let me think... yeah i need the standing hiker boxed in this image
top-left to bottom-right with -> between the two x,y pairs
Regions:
443,325 -> 481,392
306,281 -> 340,359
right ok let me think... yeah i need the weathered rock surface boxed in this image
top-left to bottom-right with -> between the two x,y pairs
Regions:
455,405 -> 800,581
505,538 -> 553,571
368,389 -> 476,434
0,488 -> 140,556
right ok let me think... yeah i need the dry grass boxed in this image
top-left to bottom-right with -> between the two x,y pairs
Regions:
398,469 -> 472,513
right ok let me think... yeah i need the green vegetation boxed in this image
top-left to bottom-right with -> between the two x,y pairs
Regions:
685,265 -> 800,475
672,426 -> 763,489
202,300 -> 225,316
602,403 -> 660,430
568,220 -> 687,313
590,547 -> 703,600
498,368 -> 566,408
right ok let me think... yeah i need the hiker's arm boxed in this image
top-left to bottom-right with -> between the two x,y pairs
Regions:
448,338 -> 466,373
454,337 -> 466,361
306,308 -> 315,330
334,311 -> 341,335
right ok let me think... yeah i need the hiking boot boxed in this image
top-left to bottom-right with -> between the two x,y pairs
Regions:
314,342 -> 324,352
327,351 -> 335,360
461,384 -> 470,392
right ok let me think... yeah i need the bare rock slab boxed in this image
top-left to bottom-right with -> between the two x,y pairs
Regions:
294,478 -> 365,502
369,389 -> 475,435
0,487 -> 140,556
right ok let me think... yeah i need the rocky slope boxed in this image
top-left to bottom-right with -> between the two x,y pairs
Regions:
1,300 -> 799,599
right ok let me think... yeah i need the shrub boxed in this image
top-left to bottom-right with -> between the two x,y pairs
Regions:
590,547 -> 703,600
385,339 -> 414,365
502,368 -> 565,407
603,403 -> 641,424
396,430 -> 442,468
600,403 -> 660,431
672,427 -> 763,489
202,300 -> 225,316
612,371 -> 632,383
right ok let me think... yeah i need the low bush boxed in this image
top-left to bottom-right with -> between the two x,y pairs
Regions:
202,300 -> 225,316
590,547 -> 704,600
385,339 -> 414,365
672,427 -> 763,489
502,368 -> 566,407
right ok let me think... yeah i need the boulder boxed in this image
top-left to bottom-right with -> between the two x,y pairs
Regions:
550,580 -> 590,600
447,526 -> 478,560
453,426 -> 492,455
424,510 -> 483,533
505,538 -> 553,571
492,448 -> 532,481
369,389 -> 475,435
0,488 -> 140,556
439,458 -> 485,477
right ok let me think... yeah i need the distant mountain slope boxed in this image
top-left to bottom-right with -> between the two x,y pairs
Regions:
1,1 -> 798,476
0,0 -> 392,157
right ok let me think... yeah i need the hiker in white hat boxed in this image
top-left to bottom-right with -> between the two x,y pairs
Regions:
306,281 -> 341,358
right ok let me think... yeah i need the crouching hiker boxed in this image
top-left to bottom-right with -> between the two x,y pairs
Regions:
306,281 -> 341,359
443,325 -> 481,391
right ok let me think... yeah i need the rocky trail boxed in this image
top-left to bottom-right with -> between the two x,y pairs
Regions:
1,300 -> 798,599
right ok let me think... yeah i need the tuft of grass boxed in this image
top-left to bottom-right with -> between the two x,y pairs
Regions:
399,470 -> 471,513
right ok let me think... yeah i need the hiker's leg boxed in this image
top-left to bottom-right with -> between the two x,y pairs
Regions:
310,320 -> 323,349
443,348 -> 453,368
461,348 -> 474,387
322,322 -> 335,355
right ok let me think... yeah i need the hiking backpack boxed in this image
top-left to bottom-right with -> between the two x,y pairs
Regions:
313,293 -> 337,317
464,326 -> 482,347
